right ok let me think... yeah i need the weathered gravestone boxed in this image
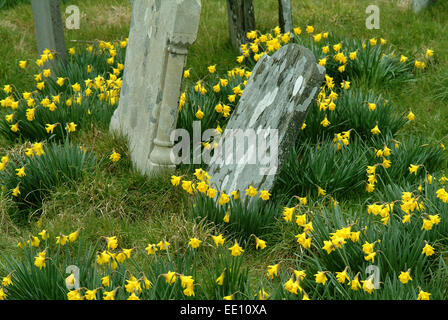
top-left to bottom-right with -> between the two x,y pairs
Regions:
278,0 -> 293,33
411,0 -> 436,12
110,0 -> 201,175
208,44 -> 325,196
226,0 -> 293,49
226,0 -> 256,50
31,0 -> 67,72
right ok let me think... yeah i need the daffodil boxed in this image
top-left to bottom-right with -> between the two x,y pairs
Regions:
417,289 -> 430,300
103,289 -> 117,300
351,274 -> 361,290
16,167 -> 26,178
125,276 -> 142,293
211,234 -> 225,247
195,108 -> 204,119
157,240 -> 170,251
368,103 -> 376,111
315,271 -> 328,285
317,186 -> 326,196
56,234 -> 68,246
266,264 -> 279,279
68,229 -> 80,242
163,271 -> 177,285
208,65 -> 216,73
188,238 -> 202,249
67,290 -> 83,300
65,122 -> 77,133
2,273 -> 13,287
371,125 -> 381,135
255,236 -> 266,250
320,116 -> 330,127
30,236 -> 40,247
218,193 -> 230,205
409,164 -> 420,175
105,236 -> 118,250
216,271 -> 225,286
361,277 -> 375,294
259,190 -> 271,200
422,243 -> 435,256
127,293 -> 140,300
282,207 -> 294,222
421,218 -> 434,231
229,241 -> 244,256
12,185 -> 20,197
245,185 -> 257,197
145,243 -> 158,255
398,270 -> 412,284
109,151 -> 121,162
101,275 -> 111,287
223,210 -> 230,223
170,175 -> 181,186
336,268 -> 351,284
34,250 -> 46,269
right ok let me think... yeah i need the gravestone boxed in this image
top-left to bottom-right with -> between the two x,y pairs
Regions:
110,0 -> 201,176
226,0 -> 256,49
278,0 -> 293,33
411,0 -> 436,12
208,44 -> 325,196
31,0 -> 67,71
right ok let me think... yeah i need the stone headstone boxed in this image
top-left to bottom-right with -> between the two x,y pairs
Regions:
31,0 -> 67,71
208,44 -> 325,196
411,0 -> 436,12
278,0 -> 293,33
226,0 -> 256,50
110,0 -> 201,176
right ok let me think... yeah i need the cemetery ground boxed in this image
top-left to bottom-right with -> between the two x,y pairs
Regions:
0,0 -> 448,300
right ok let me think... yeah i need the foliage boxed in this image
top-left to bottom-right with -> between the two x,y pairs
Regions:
277,139 -> 368,199
301,87 -> 408,142
187,191 -> 280,240
0,141 -> 97,222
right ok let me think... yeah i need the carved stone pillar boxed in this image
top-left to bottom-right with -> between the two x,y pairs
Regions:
148,1 -> 201,172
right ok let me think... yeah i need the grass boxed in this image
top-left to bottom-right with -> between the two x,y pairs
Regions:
0,0 -> 448,300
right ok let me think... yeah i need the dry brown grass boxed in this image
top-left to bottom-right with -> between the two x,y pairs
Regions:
83,3 -> 131,30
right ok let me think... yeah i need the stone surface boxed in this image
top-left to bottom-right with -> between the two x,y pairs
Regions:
110,0 -> 201,176
208,44 -> 325,196
31,0 -> 67,71
278,0 -> 293,33
226,0 -> 256,49
411,0 -> 436,12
